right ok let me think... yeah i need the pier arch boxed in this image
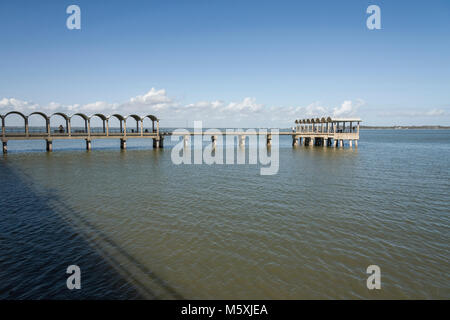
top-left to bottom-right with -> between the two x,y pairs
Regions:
50,112 -> 70,134
4,111 -> 27,135
71,113 -> 89,134
125,115 -> 142,135
90,114 -> 108,135
108,114 -> 125,134
28,112 -> 49,134
142,115 -> 158,134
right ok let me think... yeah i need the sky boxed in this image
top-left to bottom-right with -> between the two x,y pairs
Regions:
0,0 -> 449,127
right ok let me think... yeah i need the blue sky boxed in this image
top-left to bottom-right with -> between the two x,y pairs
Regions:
0,0 -> 449,127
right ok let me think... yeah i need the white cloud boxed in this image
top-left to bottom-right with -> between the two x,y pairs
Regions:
0,98 -> 39,113
333,99 -> 365,117
0,88 -> 367,127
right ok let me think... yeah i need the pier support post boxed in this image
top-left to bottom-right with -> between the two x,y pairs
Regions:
2,141 -> 7,154
339,140 -> 343,148
292,136 -> 298,147
159,136 -> 164,148
120,138 -> 127,150
183,135 -> 189,147
86,139 -> 91,151
333,139 -> 337,148
211,135 -> 217,149
355,140 -> 358,148
266,134 -> 272,147
323,138 -> 327,147
239,135 -> 245,147
349,140 -> 353,148
46,139 -> 53,152
153,138 -> 160,149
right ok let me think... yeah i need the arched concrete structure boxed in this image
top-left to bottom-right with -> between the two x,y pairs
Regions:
71,113 -> 89,134
142,115 -> 159,134
1,110 -> 164,153
4,111 -> 28,135
90,114 -> 108,134
50,112 -> 70,134
125,114 -> 142,134
28,112 -> 49,134
108,114 -> 125,134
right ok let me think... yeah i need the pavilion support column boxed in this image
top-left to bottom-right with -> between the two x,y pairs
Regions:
46,139 -> 53,152
86,139 -> 92,151
292,135 -> 298,147
120,138 -> 127,150
239,135 -> 245,147
2,141 -> 7,154
25,119 -> 29,136
266,134 -> 272,147
67,119 -> 71,136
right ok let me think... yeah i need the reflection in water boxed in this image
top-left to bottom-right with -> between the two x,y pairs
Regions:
0,130 -> 449,299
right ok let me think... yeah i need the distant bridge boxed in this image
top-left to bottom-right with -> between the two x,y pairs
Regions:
0,111 -> 361,153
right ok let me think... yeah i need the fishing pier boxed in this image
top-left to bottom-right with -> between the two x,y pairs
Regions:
1,111 -> 361,153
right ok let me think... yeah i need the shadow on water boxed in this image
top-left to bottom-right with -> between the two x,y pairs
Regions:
0,159 -> 183,299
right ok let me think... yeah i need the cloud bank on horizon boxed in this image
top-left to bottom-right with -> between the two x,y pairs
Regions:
0,88 -> 446,128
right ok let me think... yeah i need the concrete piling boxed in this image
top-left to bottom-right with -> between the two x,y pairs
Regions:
46,139 -> 53,152
2,141 -> 7,154
120,138 -> 126,150
86,139 -> 92,151
153,138 -> 159,149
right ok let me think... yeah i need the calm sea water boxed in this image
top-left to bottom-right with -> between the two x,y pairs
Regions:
0,130 -> 449,299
